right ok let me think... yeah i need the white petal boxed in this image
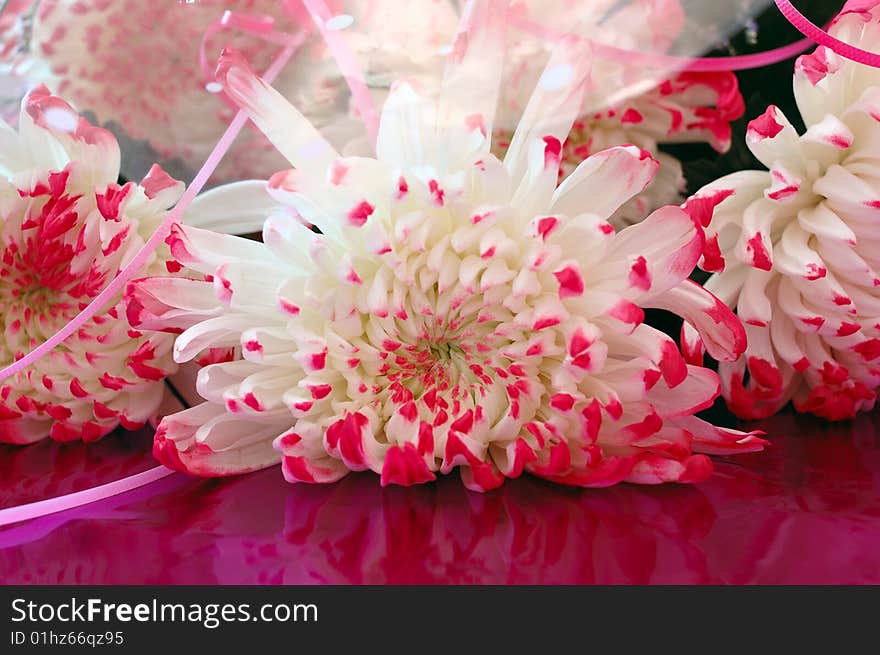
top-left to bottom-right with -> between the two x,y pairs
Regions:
126,277 -> 223,332
593,205 -> 702,300
644,280 -> 747,363
185,180 -> 278,234
216,48 -> 339,171
174,315 -> 265,363
504,35 -> 592,193
437,0 -> 509,141
165,224 -> 282,275
376,80 -> 434,169
155,403 -> 284,476
551,146 -> 658,222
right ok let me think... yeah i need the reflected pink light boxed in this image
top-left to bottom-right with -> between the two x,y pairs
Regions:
1,411 -> 878,584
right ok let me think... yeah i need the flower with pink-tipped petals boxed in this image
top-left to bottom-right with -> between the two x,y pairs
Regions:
0,86 -> 183,444
128,2 -> 764,490
693,1 -> 880,421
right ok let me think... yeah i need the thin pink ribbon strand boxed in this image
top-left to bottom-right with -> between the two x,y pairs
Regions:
0,5 -> 379,532
507,10 -> 816,72
0,471 -> 188,548
295,0 -> 381,147
199,10 -> 306,82
0,39 -> 300,386
0,464 -> 174,528
776,0 -> 880,67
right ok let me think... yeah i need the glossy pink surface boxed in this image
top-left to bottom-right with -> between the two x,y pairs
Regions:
1,411 -> 879,584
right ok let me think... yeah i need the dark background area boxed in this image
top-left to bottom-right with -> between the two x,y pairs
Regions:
671,0 -> 843,187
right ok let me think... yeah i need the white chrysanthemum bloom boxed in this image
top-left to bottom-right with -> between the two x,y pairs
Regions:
128,3 -> 764,490
0,85 -> 185,444
17,0 -> 458,181
694,2 -> 880,420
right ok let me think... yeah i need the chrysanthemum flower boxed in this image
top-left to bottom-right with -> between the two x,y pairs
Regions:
693,2 -> 880,420
15,0 -> 302,181
18,0 -> 458,181
128,3 -> 764,490
0,85 -> 184,444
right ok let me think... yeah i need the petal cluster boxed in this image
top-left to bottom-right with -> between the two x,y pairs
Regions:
494,71 -> 744,227
492,0 -> 742,227
129,10 -> 763,491
695,2 -> 880,420
0,86 -> 182,443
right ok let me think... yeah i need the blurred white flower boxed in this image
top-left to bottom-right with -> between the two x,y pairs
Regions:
11,0 -> 458,181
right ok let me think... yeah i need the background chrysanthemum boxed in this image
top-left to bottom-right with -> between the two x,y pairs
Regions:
0,0 -> 41,121
8,0 -> 756,199
128,2 -> 764,491
8,0 -> 458,182
695,1 -> 880,420
0,86 -> 183,443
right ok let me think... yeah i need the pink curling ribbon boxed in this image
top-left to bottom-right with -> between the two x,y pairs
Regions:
0,471 -> 188,547
507,5 -> 817,72
0,2 -> 387,531
294,0 -> 381,147
199,10 -> 307,83
0,26 -> 301,529
775,0 -> 880,67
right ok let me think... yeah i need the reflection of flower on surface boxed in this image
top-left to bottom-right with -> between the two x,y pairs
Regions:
0,465 -> 271,584
14,0 -> 305,181
273,475 -> 721,584
0,479 -> 212,585
0,426 -> 155,508
129,3 -> 763,490
699,410 -> 880,583
196,411 -> 880,585
0,86 -> 182,444
210,410 -> 880,584
0,0 -> 38,121
10,0 -> 746,207
695,2 -> 880,421
1,411 -> 879,584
